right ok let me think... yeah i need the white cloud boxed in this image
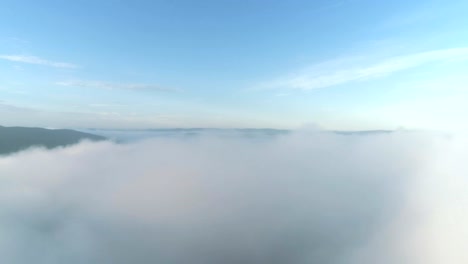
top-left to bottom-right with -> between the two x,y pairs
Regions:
1,132 -> 467,263
0,55 -> 78,69
56,80 -> 179,92
262,47 -> 468,90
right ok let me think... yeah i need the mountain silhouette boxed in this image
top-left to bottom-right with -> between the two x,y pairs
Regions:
0,125 -> 106,155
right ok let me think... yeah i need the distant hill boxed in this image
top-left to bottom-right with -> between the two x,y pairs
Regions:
0,126 -> 106,156
81,128 -> 394,142
80,128 -> 291,142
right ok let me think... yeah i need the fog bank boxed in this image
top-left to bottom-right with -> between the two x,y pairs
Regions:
0,132 -> 466,264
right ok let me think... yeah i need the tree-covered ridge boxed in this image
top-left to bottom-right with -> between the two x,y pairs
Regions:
0,126 -> 106,156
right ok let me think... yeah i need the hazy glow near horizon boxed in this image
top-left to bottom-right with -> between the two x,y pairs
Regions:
1,0 -> 468,130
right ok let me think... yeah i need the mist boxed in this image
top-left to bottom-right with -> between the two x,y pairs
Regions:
0,131 -> 466,264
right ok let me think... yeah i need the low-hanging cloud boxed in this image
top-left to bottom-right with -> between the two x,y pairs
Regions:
0,131 -> 466,264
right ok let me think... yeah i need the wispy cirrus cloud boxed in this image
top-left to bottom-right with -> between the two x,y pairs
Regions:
0,54 -> 78,69
261,47 -> 468,90
56,80 -> 180,92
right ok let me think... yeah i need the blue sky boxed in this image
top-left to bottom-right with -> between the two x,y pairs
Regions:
1,0 -> 468,130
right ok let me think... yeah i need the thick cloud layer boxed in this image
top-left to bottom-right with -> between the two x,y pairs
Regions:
0,132 -> 466,264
